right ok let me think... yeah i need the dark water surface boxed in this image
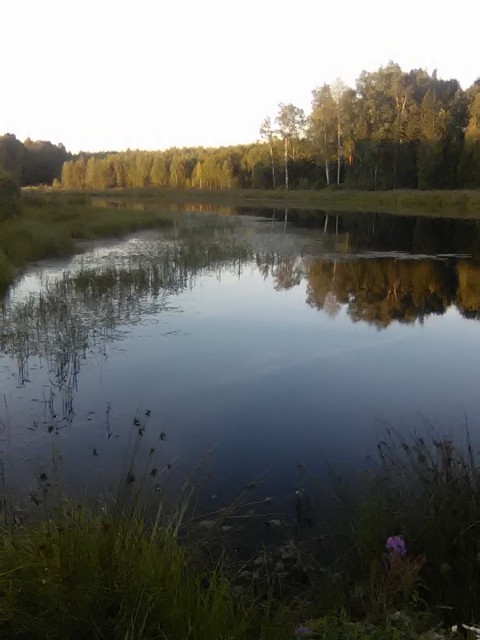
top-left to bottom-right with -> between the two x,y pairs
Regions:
2,207 -> 480,515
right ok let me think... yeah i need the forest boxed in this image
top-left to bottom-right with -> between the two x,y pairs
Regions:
1,63 -> 479,192
0,134 -> 70,186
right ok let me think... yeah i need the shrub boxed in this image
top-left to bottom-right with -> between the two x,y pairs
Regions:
352,429 -> 480,622
0,174 -> 22,221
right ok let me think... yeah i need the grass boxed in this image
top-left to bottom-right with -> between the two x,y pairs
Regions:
0,191 -> 172,293
0,432 -> 472,640
3,184 -> 479,291
3,187 -> 480,636
0,251 -> 13,292
0,174 -> 21,222
72,186 -> 480,219
0,406 -> 290,640
345,427 -> 480,623
0,507 -> 288,640
0,417 -> 477,638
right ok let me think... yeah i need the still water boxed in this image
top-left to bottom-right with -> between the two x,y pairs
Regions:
1,207 -> 480,513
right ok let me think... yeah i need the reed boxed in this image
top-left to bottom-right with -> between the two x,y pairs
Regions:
0,191 -> 172,293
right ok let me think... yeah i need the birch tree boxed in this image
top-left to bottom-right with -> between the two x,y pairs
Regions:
259,117 -> 277,189
275,103 -> 305,190
309,84 -> 337,185
331,79 -> 348,185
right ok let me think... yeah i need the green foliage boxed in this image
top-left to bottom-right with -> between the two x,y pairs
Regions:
0,250 -> 13,291
351,430 -> 480,621
0,134 -> 25,183
81,186 -> 480,220
0,509 -> 287,640
0,173 -> 22,221
0,134 -> 70,186
56,63 -> 480,194
22,138 -> 70,185
2,66 -> 480,192
305,610 -> 454,640
417,141 -> 445,189
0,191 -> 172,292
458,141 -> 480,188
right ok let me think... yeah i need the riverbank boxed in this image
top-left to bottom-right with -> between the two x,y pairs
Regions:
0,191 -> 172,293
0,427 -> 478,639
73,186 -> 480,218
3,184 -> 480,302
0,506 -> 290,639
0,505 -> 458,640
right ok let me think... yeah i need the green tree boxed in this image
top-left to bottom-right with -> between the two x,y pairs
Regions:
275,103 -> 305,189
150,155 -> 168,187
259,117 -> 277,189
169,155 -> 187,188
0,134 -> 25,183
309,84 -> 337,186
331,79 -> 349,185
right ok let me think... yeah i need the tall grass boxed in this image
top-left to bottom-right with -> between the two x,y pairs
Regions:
349,427 -> 480,622
0,401 -> 291,639
0,421 -> 478,637
0,251 -> 12,291
0,191 -> 172,293
0,405 -> 289,639
0,506 -> 287,639
0,174 -> 22,221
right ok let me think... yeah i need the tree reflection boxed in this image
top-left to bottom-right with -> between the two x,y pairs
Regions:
3,214 -> 480,401
274,258 -> 302,290
306,257 -> 458,328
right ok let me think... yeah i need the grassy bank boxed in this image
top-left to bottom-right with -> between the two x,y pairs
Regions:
1,428 -> 479,638
0,191 -> 172,293
0,507 -> 451,640
79,186 -> 480,218
3,186 -> 479,291
0,508 -> 289,640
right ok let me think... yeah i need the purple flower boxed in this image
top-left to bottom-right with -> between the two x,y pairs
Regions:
295,625 -> 312,637
386,535 -> 406,557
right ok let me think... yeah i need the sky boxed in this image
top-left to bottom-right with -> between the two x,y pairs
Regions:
2,0 -> 479,153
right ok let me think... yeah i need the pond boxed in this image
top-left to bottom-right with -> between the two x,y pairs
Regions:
2,205 -> 480,519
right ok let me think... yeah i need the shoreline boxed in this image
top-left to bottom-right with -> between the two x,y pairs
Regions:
48,186 -> 480,219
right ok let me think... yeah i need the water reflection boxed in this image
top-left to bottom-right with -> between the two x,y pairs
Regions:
3,215 -> 480,396
2,209 -> 480,507
92,197 -> 235,217
1,221 -> 252,395
252,207 -> 480,257
305,258 -> 459,327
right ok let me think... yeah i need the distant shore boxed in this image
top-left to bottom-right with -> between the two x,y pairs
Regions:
3,186 -> 480,293
46,186 -> 480,219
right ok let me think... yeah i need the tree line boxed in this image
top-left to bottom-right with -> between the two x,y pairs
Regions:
0,134 -> 70,186
2,62 -> 479,191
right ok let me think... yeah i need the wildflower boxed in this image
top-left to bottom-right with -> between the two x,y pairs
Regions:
386,535 -> 406,558
295,625 -> 313,637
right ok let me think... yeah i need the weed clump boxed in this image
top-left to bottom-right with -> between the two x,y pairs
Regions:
350,428 -> 480,622
0,190 -> 172,292
0,508 -> 286,640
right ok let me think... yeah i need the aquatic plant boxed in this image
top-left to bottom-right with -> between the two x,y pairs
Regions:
0,190 -> 172,293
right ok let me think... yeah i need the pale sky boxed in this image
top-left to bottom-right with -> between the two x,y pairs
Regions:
2,0 -> 479,153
